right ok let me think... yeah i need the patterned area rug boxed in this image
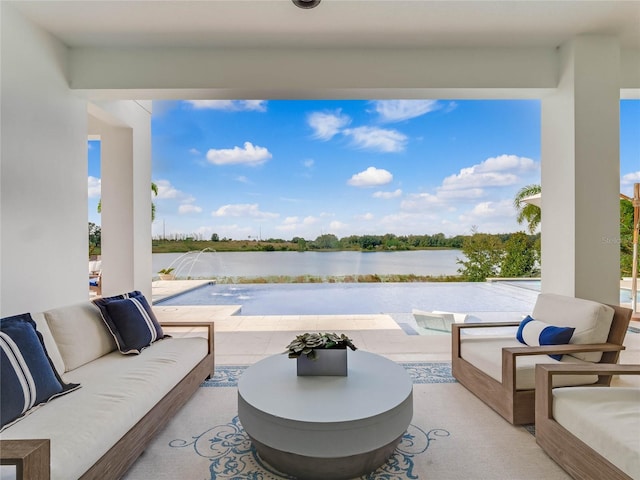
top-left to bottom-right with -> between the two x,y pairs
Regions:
123,362 -> 568,480
205,362 -> 456,388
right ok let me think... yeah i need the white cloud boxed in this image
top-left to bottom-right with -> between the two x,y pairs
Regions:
235,175 -> 251,184
622,170 -> 640,185
397,154 -> 537,222
307,110 -> 351,140
355,212 -> 375,221
178,204 -> 203,214
206,142 -> 272,166
400,192 -> 442,210
276,215 -> 319,232
307,110 -> 408,153
88,176 -> 101,198
457,199 -> 516,224
185,100 -> 267,111
343,126 -> 407,152
373,100 -> 440,123
373,189 -> 402,199
154,180 -> 201,216
212,203 -> 279,219
477,154 -> 537,173
329,220 -> 348,231
441,154 -> 538,191
189,148 -> 201,155
348,167 -> 393,187
303,159 -> 314,168
155,179 -> 182,199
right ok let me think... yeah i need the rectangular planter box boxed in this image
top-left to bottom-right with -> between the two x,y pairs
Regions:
296,348 -> 348,376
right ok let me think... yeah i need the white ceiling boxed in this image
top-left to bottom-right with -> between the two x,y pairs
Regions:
10,0 -> 640,50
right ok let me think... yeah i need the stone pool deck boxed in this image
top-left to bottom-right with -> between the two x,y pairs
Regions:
151,280 -> 640,378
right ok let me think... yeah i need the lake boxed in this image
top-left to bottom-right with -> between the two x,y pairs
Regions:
152,250 -> 464,279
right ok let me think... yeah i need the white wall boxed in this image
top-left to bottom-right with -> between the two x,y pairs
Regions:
1,4 -> 88,316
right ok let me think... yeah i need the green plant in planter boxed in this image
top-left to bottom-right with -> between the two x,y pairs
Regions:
158,267 -> 175,275
285,332 -> 357,360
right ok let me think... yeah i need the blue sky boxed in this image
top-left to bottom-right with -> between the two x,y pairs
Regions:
88,99 -> 639,240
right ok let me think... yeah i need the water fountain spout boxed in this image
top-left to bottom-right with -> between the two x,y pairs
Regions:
161,248 -> 219,280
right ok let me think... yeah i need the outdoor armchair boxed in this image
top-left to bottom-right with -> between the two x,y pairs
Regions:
535,363 -> 640,480
452,293 -> 632,425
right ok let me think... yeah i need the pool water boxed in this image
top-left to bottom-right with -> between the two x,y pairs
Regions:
498,279 -> 639,304
156,281 -> 539,323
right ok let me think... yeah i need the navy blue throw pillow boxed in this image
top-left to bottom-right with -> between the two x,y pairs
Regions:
516,315 -> 575,361
94,291 -> 165,354
1,313 -> 80,430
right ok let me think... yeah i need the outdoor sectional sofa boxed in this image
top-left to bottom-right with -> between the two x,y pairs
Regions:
0,292 -> 214,480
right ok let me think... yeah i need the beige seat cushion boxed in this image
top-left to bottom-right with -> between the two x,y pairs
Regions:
460,336 -> 598,390
553,386 -> 640,479
0,336 -> 208,480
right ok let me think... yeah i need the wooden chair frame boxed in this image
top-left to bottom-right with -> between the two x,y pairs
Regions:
0,320 -> 214,480
535,363 -> 640,480
451,304 -> 632,425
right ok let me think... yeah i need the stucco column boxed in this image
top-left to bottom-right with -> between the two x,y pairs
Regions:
89,101 -> 152,299
541,36 -> 621,304
100,125 -> 136,296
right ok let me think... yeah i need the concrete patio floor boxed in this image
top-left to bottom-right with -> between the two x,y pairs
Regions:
151,280 -> 640,381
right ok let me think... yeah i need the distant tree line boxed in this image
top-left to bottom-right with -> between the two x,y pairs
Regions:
291,232 -> 466,251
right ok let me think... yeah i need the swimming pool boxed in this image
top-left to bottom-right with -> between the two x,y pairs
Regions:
156,281 -> 539,322
497,279 -> 639,304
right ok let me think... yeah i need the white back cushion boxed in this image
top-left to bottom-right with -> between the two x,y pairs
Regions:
532,293 -> 614,362
44,302 -> 116,372
30,311 -> 66,376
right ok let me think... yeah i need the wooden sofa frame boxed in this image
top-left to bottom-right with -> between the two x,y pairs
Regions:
535,363 -> 640,480
451,304 -> 632,425
0,320 -> 215,480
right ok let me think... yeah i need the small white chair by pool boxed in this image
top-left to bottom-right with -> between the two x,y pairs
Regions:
412,309 -> 469,332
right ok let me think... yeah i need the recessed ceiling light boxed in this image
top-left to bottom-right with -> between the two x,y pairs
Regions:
292,0 -> 321,9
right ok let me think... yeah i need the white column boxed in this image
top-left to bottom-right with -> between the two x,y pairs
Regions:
89,101 -> 152,299
541,36 -> 621,304
100,125 -> 135,296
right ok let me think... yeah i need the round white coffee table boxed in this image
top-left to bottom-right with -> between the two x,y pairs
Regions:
237,350 -> 413,480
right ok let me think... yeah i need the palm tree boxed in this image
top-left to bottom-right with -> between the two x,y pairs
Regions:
514,184 -> 541,233
97,181 -> 159,221
150,181 -> 158,221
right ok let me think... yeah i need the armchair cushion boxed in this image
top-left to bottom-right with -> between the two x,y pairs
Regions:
552,385 -> 640,478
0,313 -> 79,430
460,336 -> 598,390
531,293 -> 614,362
516,315 -> 575,360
